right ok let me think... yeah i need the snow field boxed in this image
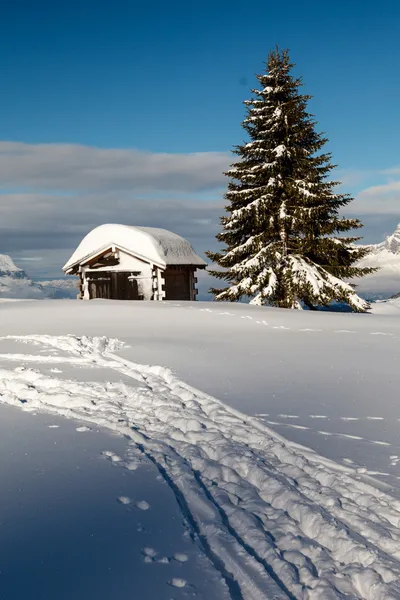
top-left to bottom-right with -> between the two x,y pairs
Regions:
0,403 -> 226,599
1,332 -> 400,599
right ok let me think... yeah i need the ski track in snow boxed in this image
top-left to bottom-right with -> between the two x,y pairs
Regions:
196,306 -> 398,340
1,334 -> 400,599
254,415 -> 400,478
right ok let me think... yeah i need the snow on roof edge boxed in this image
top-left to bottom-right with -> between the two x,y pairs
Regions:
63,224 -> 207,272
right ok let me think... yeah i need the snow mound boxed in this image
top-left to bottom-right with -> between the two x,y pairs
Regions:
63,224 -> 207,271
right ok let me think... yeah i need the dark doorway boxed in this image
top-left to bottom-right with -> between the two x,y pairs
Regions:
163,267 -> 191,300
88,272 -> 140,300
110,273 -> 140,300
88,273 -> 111,299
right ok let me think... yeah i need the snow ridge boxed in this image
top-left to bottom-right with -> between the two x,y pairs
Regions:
1,334 -> 400,599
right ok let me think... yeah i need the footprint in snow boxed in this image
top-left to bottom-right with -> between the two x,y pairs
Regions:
125,461 -> 139,471
117,496 -> 132,505
136,500 -> 150,511
142,547 -> 157,563
102,451 -> 122,463
173,553 -> 189,563
169,578 -> 187,588
370,332 -> 394,336
371,440 -> 391,446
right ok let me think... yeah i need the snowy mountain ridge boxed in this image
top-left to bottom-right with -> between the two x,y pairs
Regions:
0,254 -> 28,277
0,254 -> 78,299
354,224 -> 400,299
365,223 -> 400,256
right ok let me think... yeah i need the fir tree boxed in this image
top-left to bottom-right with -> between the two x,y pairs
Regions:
206,48 -> 375,311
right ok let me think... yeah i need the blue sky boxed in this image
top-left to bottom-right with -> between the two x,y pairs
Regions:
1,0 -> 400,280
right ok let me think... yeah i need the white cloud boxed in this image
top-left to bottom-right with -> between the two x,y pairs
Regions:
335,168 -> 376,187
352,180 -> 400,214
0,141 -> 229,278
380,166 -> 400,176
0,140 -> 399,291
0,141 -> 230,192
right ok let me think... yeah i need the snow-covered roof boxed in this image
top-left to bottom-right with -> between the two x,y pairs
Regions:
63,224 -> 207,272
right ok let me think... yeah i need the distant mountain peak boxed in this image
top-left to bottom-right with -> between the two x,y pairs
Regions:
364,223 -> 400,256
355,223 -> 400,300
0,253 -> 25,275
0,254 -> 78,299
383,223 -> 400,254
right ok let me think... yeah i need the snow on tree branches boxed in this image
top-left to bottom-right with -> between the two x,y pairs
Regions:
207,48 -> 375,312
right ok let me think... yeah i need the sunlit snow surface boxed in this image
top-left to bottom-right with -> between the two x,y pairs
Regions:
0,299 -> 400,599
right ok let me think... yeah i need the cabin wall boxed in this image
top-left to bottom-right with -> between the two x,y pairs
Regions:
75,248 -> 203,302
82,250 -> 155,300
163,267 -> 194,301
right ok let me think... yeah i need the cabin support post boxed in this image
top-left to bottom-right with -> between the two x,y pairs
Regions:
82,269 -> 90,300
151,266 -> 165,301
157,268 -> 165,301
189,270 -> 198,301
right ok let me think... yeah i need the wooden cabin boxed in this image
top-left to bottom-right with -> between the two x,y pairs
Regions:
63,224 -> 207,301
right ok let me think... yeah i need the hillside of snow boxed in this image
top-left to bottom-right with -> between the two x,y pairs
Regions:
0,254 -> 78,299
1,299 -> 400,599
355,223 -> 400,299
